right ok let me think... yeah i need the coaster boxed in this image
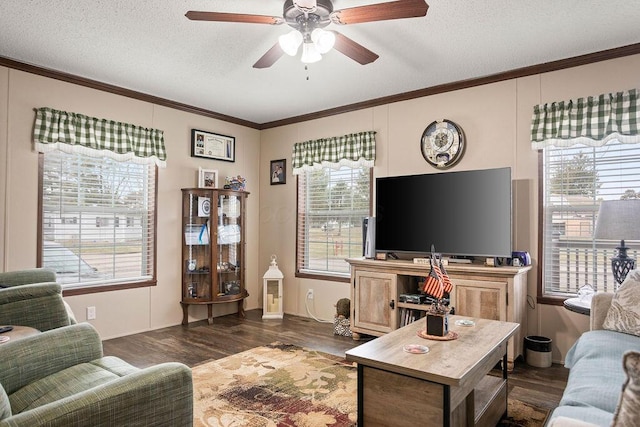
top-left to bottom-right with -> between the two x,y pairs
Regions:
417,330 -> 459,341
403,344 -> 429,354
455,319 -> 475,327
0,336 -> 10,344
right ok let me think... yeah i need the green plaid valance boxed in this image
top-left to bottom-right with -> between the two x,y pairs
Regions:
33,107 -> 167,167
291,131 -> 376,175
531,88 -> 640,149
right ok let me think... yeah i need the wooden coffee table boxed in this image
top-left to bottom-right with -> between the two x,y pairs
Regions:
345,315 -> 519,427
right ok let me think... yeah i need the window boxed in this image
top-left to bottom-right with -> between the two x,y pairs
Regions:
296,166 -> 371,279
39,151 -> 156,290
540,140 -> 640,297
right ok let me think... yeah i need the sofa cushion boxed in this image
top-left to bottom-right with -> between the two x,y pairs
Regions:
560,330 -> 640,416
9,356 -> 139,414
611,350 -> 640,426
603,269 -> 640,337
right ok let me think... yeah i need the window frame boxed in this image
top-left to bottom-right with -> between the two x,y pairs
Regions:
37,153 -> 158,296
295,167 -> 373,283
536,142 -> 640,305
537,151 -> 563,305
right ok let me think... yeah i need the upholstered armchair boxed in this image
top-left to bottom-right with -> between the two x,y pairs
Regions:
0,323 -> 193,426
0,268 -> 75,331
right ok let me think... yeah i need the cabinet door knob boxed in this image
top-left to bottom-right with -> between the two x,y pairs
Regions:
389,299 -> 395,309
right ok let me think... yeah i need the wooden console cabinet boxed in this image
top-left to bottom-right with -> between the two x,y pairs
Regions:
347,258 -> 531,366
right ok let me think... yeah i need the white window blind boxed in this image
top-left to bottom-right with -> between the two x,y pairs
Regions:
40,151 -> 156,289
297,166 -> 371,277
542,140 -> 640,295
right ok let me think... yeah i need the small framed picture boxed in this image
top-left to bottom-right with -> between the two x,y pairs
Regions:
198,167 -> 218,189
191,129 -> 235,162
270,159 -> 286,185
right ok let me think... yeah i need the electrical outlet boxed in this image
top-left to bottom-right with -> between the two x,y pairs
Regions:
87,306 -> 96,320
307,289 -> 314,300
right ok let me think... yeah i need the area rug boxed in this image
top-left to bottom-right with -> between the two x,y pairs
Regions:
192,342 -> 357,426
192,342 -> 549,427
498,398 -> 550,427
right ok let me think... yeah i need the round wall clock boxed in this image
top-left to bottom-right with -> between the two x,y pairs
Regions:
420,119 -> 465,169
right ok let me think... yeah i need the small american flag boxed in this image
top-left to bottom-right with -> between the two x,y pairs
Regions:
422,254 -> 454,298
423,263 -> 445,299
439,259 -> 453,293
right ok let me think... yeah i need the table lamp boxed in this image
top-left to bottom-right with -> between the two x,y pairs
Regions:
594,199 -> 640,287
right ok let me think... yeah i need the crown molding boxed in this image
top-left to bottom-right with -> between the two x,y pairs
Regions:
2,42 -> 640,130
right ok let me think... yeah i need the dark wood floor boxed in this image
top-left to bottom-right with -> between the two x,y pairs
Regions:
102,309 -> 568,413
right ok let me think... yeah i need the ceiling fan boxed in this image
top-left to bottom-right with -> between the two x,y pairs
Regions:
185,0 -> 429,68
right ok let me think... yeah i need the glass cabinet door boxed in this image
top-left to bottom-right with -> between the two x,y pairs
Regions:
183,190 -> 213,301
216,193 -> 242,298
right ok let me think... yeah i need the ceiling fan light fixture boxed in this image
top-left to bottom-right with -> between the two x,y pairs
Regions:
301,42 -> 322,63
278,30 -> 303,56
311,28 -> 335,54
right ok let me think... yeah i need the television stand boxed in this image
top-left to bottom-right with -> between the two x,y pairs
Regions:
346,257 -> 530,369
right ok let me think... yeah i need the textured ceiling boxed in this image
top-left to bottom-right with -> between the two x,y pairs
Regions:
1,0 -> 639,125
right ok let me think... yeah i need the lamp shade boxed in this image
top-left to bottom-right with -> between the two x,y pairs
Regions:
301,42 -> 322,63
594,199 -> 640,241
278,30 -> 303,56
311,28 -> 335,54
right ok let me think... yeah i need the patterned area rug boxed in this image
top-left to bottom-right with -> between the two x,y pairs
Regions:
192,342 -> 549,427
192,343 -> 357,426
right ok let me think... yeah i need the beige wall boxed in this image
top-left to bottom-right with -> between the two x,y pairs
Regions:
2,54 -> 639,359
259,54 -> 640,363
0,68 -> 261,339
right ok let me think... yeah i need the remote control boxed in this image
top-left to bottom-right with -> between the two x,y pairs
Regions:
0,326 -> 14,334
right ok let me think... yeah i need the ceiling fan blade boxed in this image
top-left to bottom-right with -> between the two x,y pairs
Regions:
330,0 -> 428,25
253,43 -> 286,69
332,32 -> 379,65
185,11 -> 284,25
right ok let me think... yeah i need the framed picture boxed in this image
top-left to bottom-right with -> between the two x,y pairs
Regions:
191,129 -> 235,162
198,167 -> 218,189
270,159 -> 286,185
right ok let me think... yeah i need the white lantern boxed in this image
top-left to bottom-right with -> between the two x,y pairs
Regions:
262,254 -> 284,319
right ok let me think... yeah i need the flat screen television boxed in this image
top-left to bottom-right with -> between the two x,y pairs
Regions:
375,167 -> 512,258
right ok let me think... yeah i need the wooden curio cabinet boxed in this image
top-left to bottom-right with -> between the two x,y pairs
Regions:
180,188 -> 249,325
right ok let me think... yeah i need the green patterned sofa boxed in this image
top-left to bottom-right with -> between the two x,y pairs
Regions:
0,268 -> 75,331
0,323 -> 193,426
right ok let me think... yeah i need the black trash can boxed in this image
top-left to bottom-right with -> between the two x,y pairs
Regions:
525,336 -> 552,368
